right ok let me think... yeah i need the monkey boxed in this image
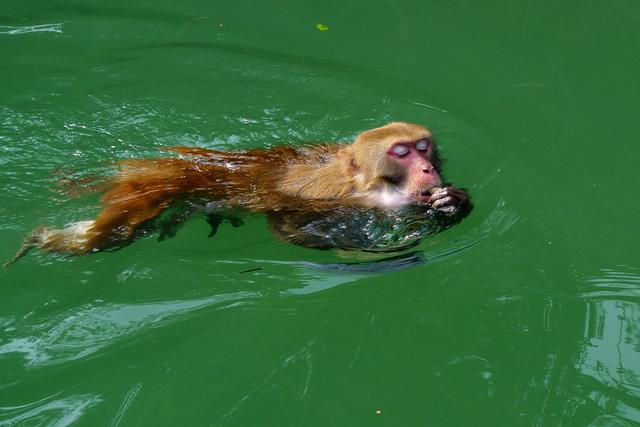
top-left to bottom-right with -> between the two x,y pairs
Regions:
4,122 -> 470,266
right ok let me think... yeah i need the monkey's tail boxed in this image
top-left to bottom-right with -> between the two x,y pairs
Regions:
4,221 -> 94,268
3,228 -> 46,268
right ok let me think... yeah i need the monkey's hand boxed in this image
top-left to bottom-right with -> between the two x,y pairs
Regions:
427,187 -> 469,216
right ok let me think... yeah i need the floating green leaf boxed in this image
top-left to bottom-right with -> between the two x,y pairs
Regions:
315,23 -> 329,32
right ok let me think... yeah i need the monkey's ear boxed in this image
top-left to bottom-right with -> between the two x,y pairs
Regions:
349,158 -> 360,173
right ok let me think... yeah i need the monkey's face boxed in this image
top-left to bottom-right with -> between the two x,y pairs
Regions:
350,122 -> 450,207
384,137 -> 443,204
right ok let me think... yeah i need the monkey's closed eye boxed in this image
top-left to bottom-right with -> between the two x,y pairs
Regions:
391,144 -> 409,157
416,139 -> 430,151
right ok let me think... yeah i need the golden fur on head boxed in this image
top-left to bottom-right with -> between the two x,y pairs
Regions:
346,122 -> 432,191
278,122 -> 433,198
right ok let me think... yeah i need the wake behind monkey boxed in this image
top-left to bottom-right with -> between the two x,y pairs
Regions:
5,122 -> 470,266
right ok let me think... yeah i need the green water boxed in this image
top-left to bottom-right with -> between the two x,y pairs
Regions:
2,1 -> 640,425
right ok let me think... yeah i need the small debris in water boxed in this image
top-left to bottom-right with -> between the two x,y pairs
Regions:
315,23 -> 329,32
238,267 -> 262,274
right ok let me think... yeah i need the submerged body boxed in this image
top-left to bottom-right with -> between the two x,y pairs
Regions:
6,122 -> 470,265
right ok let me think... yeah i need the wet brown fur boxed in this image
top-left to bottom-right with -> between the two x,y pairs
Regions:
5,122 -> 438,265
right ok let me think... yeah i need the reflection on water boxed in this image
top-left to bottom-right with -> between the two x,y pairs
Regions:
579,266 -> 640,422
218,255 -> 423,296
0,291 -> 259,367
500,266 -> 640,425
283,252 -> 426,295
244,242 -> 479,296
0,393 -> 102,426
0,23 -> 64,36
300,251 -> 426,273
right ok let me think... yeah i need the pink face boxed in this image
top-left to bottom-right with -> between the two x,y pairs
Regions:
386,138 -> 443,203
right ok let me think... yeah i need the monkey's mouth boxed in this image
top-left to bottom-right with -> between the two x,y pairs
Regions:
415,187 -> 439,203
416,186 -> 441,203
422,186 -> 442,196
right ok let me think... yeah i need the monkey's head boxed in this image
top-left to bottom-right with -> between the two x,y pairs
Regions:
348,122 -> 444,205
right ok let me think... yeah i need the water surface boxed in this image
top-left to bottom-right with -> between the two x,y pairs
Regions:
2,0 -> 640,425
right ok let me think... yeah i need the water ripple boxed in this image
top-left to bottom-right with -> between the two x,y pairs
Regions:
0,291 -> 260,367
578,265 -> 640,423
582,266 -> 640,299
0,23 -> 63,35
0,393 -> 101,426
